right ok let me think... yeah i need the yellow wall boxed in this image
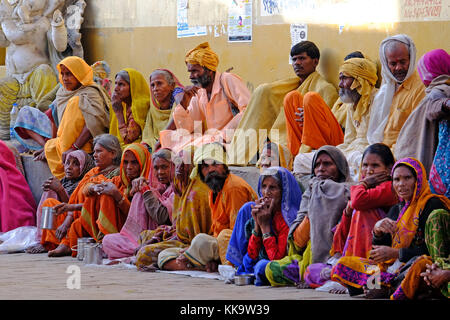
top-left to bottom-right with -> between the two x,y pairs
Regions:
80,0 -> 450,91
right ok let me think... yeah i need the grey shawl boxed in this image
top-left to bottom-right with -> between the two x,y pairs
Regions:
288,145 -> 352,263
394,75 -> 450,176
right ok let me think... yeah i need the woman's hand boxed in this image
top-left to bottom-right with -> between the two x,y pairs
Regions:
95,181 -> 119,198
111,92 -> 123,113
250,198 -> 264,234
344,200 -> 353,217
33,148 -> 46,162
373,218 -> 396,237
42,176 -> 63,192
420,263 -> 450,289
55,219 -> 71,240
360,172 -> 390,189
53,202 -> 74,215
256,197 -> 274,234
61,147 -> 76,164
369,245 -> 398,264
131,177 -> 149,195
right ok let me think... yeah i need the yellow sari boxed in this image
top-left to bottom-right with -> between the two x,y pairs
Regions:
109,68 -> 150,149
44,56 -> 111,179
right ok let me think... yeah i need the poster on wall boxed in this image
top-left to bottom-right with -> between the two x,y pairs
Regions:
177,0 -> 207,38
228,0 -> 252,42
289,23 -> 307,63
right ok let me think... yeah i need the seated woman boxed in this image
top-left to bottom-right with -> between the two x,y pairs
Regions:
0,141 -> 36,232
102,148 -> 178,261
226,167 -> 302,285
331,157 -> 450,298
13,61 -> 113,153
301,143 -> 398,291
30,56 -> 110,179
59,142 -> 152,258
390,208 -> 450,300
26,150 -> 95,253
142,69 -> 185,152
33,134 -> 121,256
264,145 -> 352,288
132,148 -> 212,271
109,69 -> 150,149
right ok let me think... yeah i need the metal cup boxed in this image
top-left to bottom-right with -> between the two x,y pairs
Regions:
40,207 -> 56,230
83,243 -> 103,265
74,237 -> 95,261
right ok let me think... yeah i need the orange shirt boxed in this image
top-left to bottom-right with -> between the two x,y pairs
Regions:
172,72 -> 250,133
209,173 -> 257,237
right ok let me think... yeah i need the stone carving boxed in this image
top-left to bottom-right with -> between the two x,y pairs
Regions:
0,0 -> 86,140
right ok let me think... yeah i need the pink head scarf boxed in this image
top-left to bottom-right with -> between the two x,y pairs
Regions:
417,49 -> 450,86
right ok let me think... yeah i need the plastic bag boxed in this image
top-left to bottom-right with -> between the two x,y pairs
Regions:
0,226 -> 38,253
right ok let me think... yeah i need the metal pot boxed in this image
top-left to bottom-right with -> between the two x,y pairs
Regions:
73,237 -> 95,261
40,207 -> 56,230
83,243 -> 103,265
234,274 -> 255,286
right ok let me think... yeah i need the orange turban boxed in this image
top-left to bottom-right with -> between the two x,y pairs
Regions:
185,42 -> 219,71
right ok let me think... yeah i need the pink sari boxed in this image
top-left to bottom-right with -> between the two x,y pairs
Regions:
0,141 -> 37,232
102,160 -> 175,260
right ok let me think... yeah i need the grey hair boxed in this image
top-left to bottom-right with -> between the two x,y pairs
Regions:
152,148 -> 174,163
115,70 -> 130,84
150,70 -> 175,87
260,167 -> 282,188
384,39 -> 409,56
93,134 -> 122,166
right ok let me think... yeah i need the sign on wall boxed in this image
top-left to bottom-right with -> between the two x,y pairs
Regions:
228,0 -> 253,42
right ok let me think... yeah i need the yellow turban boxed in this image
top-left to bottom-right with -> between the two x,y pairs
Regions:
185,42 -> 219,72
190,142 -> 227,179
339,57 -> 378,123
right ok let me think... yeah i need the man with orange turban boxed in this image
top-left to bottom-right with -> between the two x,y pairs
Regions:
159,42 -> 251,154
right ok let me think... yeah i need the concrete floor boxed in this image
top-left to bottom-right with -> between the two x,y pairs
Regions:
0,252 -> 356,301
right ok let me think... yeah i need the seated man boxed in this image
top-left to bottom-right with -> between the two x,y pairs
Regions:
367,34 -> 425,150
293,57 -> 379,180
331,50 -> 367,129
157,143 -> 257,272
227,40 -> 339,165
159,42 -> 250,154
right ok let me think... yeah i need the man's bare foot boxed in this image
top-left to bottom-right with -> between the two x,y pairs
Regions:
296,281 -> 311,289
48,244 -> 71,257
25,243 -> 47,254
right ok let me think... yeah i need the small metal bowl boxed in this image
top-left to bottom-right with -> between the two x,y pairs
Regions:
234,274 -> 255,286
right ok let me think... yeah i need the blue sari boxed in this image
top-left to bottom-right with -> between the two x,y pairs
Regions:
226,166 -> 302,285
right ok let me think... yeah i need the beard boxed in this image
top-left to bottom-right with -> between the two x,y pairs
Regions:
204,171 -> 228,194
339,88 -> 361,104
191,72 -> 213,88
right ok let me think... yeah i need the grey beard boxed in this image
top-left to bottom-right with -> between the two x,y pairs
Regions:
191,73 -> 212,88
339,88 -> 361,104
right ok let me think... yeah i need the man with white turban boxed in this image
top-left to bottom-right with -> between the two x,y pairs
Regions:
159,42 -> 250,154
366,34 -> 425,150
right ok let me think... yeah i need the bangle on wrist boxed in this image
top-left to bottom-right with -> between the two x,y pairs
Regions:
71,143 -> 80,150
262,232 -> 273,240
251,229 -> 261,237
